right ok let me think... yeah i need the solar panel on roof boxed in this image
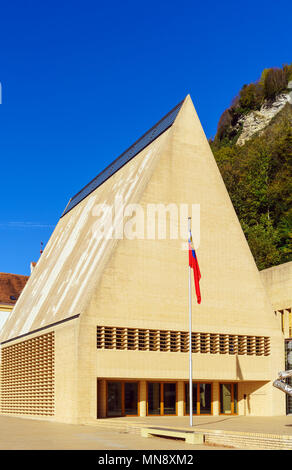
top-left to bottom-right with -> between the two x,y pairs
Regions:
61,98 -> 185,218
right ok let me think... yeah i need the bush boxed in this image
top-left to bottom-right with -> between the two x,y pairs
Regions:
216,109 -> 233,141
283,63 -> 292,83
264,68 -> 287,99
260,68 -> 270,86
245,215 -> 281,270
239,83 -> 264,111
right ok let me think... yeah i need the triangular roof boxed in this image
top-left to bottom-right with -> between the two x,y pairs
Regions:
0,95 -> 278,344
62,99 -> 185,217
0,98 -> 185,342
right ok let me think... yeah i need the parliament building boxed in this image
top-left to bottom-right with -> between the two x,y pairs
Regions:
0,96 -> 291,424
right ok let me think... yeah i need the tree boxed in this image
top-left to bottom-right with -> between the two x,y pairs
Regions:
239,83 -> 263,111
244,215 -> 281,270
264,68 -> 287,100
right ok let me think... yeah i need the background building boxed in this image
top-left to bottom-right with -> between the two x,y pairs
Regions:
260,261 -> 292,414
0,273 -> 29,332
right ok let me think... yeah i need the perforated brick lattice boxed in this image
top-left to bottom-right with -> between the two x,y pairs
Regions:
97,326 -> 270,356
0,333 -> 55,416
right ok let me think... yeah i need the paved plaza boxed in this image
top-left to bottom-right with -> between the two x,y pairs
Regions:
0,415 -> 226,450
108,415 -> 292,435
0,414 -> 292,450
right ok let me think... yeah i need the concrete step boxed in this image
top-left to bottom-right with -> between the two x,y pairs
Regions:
141,426 -> 204,444
92,419 -> 292,449
200,428 -> 292,450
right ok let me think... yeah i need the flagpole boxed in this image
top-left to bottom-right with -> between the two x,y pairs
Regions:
188,216 -> 193,427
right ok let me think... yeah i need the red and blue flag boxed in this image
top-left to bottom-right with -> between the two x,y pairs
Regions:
188,233 -> 201,304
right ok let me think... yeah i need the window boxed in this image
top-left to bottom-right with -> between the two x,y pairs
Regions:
96,326 -> 271,356
229,335 -> 237,355
147,382 -> 177,416
210,334 -> 219,354
185,382 -> 212,415
149,330 -> 159,351
238,336 -> 247,355
200,333 -> 210,353
247,336 -> 255,355
219,334 -> 228,354
160,331 -> 169,352
106,381 -> 139,417
138,329 -> 147,351
170,331 -> 179,352
116,328 -> 126,350
127,328 -> 137,350
219,383 -> 238,414
180,332 -> 189,353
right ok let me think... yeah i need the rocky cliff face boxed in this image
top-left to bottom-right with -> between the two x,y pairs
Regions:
236,93 -> 290,145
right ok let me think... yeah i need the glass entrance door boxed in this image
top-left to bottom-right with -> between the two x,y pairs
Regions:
220,384 -> 231,414
107,382 -> 122,417
147,382 -> 177,415
185,383 -> 197,415
163,383 -> 176,415
148,382 -> 161,415
199,383 -> 212,414
106,381 -> 138,417
220,383 -> 238,414
124,382 -> 138,415
185,383 -> 212,415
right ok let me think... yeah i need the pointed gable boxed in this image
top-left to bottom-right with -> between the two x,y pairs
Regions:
1,95 -> 280,346
0,99 -> 181,342
84,95 -> 279,337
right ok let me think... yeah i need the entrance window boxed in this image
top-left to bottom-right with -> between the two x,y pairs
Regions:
185,383 -> 212,415
163,383 -> 176,415
220,383 -> 238,414
199,383 -> 212,414
147,382 -> 161,415
285,339 -> 292,415
124,382 -> 138,415
106,381 -> 138,417
147,382 -> 177,416
184,383 -> 197,415
107,382 -> 122,417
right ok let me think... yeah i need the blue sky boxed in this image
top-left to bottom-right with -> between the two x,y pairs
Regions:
0,0 -> 291,275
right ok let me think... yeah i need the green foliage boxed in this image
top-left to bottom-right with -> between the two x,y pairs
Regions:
211,103 -> 292,270
260,68 -> 270,86
243,215 -> 281,270
216,109 -> 233,141
277,210 -> 292,263
283,64 -> 292,83
239,83 -> 263,111
263,68 -> 287,99
215,63 -> 292,144
211,63 -> 292,269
